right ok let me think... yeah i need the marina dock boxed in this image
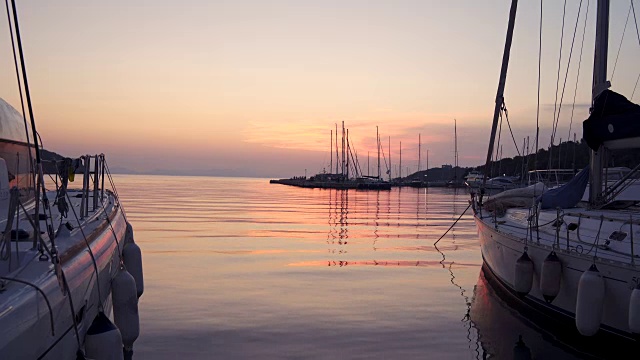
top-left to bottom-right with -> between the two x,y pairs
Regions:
270,176 -> 391,190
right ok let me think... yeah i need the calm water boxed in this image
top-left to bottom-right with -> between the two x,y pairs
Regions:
113,175 -> 583,359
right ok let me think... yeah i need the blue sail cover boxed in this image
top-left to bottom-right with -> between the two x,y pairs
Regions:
539,167 -> 590,209
583,90 -> 640,151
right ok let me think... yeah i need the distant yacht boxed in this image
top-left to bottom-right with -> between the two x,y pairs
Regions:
464,170 -> 484,188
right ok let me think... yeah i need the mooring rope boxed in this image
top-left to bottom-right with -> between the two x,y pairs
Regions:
434,203 -> 472,245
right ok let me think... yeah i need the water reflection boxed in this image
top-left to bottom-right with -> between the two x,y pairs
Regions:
326,189 -> 349,256
469,268 -> 585,360
109,175 -> 588,359
434,195 -> 482,359
324,187 -> 476,266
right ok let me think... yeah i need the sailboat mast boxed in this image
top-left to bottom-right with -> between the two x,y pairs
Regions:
346,128 -> 350,179
377,126 -> 381,179
400,141 -> 402,179
388,136 -> 391,181
589,0 -> 610,205
335,123 -> 339,174
330,130 -> 333,173
418,133 -> 421,173
454,119 -> 458,182
482,0 -> 518,188
342,121 -> 345,177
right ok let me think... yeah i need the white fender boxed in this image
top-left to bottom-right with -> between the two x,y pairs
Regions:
123,242 -> 144,298
575,264 -> 605,336
629,284 -> 640,334
112,266 -> 140,351
514,251 -> 534,296
540,251 -> 562,303
84,312 -> 124,360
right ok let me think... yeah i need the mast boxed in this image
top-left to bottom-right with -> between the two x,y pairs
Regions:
388,136 -> 391,181
589,0 -> 610,205
399,141 -> 402,179
454,119 -> 458,182
335,123 -> 339,174
482,0 -> 518,188
346,128 -> 350,179
342,121 -> 345,177
377,126 -> 381,179
418,133 -> 421,173
330,130 -> 333,174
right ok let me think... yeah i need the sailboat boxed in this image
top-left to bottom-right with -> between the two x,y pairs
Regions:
0,2 -> 143,359
473,0 -> 640,351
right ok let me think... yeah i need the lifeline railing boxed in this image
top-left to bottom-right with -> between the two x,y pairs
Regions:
4,153 -> 123,262
472,192 -> 640,266
0,153 -> 122,271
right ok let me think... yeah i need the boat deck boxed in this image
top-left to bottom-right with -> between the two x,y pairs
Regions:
477,204 -> 640,266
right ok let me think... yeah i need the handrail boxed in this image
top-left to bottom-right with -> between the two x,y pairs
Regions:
602,162 -> 640,203
2,154 -> 116,270
477,197 -> 640,264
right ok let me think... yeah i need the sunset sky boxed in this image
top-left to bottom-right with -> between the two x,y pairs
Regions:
0,1 -> 638,178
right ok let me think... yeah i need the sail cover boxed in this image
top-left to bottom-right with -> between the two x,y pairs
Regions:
539,166 -> 589,209
583,90 -> 640,151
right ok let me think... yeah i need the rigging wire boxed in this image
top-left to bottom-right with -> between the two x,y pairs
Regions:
565,0 -> 591,167
492,110 -> 503,178
8,0 -> 57,259
501,102 -> 521,157
551,0 -> 584,146
3,0 -> 33,177
64,188 -> 105,312
535,0 -> 543,172
9,0 -> 41,168
380,139 -> 390,176
611,2 -> 633,81
631,0 -> 640,100
550,0 -> 569,148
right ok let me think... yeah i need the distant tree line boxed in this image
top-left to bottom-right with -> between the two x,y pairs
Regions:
475,140 -> 640,179
404,139 -> 640,181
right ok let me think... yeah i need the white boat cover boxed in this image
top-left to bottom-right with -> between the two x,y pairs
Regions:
484,182 -> 547,212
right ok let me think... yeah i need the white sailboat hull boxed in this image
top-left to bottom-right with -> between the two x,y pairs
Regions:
475,214 -> 638,341
0,191 -> 128,359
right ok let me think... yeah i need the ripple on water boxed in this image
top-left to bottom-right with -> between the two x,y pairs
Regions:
110,175 -> 581,359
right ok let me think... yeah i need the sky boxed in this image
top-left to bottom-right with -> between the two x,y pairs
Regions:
0,0 -> 638,178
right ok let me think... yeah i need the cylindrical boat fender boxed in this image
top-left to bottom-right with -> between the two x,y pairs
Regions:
84,312 -> 124,360
125,222 -> 134,245
112,266 -> 140,352
123,242 -> 144,298
514,251 -> 534,296
629,283 -> 640,334
575,264 -> 605,336
540,251 -> 562,303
